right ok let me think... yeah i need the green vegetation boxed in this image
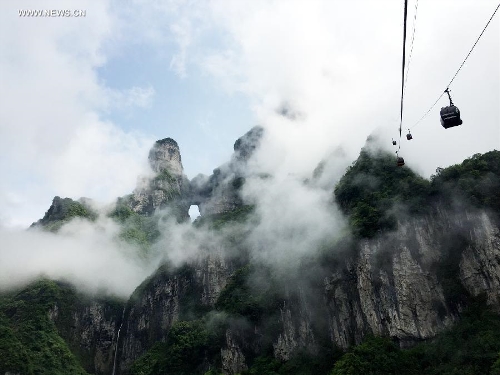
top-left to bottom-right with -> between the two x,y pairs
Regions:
194,205 -> 255,230
154,169 -> 177,184
109,197 -> 161,255
330,336 -> 412,375
430,150 -> 500,212
130,319 -> 225,375
152,170 -> 183,202
0,280 -> 89,375
492,353 -> 500,375
118,214 -> 160,249
242,350 -> 339,375
109,196 -> 136,222
334,148 -> 430,237
334,149 -> 500,238
215,265 -> 281,325
36,197 -> 98,232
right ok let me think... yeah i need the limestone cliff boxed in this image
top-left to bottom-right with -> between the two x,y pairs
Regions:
117,251 -> 236,374
128,138 -> 191,221
52,298 -> 124,375
112,206 -> 499,373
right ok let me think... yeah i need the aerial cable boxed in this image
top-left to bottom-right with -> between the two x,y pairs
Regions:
409,2 -> 500,131
398,0 -> 409,145
447,2 -> 500,88
403,0 -> 419,97
396,0 -> 409,157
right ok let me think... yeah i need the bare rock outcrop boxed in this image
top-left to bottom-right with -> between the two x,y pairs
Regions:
128,138 -> 191,220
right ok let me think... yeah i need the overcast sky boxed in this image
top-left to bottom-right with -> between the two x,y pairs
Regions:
1,0 -> 499,228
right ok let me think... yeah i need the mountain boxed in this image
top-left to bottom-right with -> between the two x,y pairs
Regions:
1,130 -> 499,375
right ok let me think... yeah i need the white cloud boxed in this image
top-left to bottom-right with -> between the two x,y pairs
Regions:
0,1 -> 154,227
136,0 -> 499,275
146,0 -> 499,177
242,174 -> 346,269
169,17 -> 193,77
0,217 -> 160,297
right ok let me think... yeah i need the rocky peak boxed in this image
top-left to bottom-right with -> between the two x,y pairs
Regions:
233,126 -> 264,163
31,196 -> 96,231
190,126 -> 264,216
148,138 -> 183,176
127,138 -> 190,219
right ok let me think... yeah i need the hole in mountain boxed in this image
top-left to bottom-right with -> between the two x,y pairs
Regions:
189,205 -> 200,222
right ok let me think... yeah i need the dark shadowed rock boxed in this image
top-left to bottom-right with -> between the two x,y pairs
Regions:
191,126 -> 264,216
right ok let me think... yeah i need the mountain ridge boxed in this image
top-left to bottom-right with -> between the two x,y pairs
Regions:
2,129 -> 499,375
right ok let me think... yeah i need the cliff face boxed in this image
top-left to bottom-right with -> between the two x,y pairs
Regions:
102,144 -> 500,374
0,279 -> 124,375
108,212 -> 499,374
148,138 -> 184,176
52,299 -> 124,375
118,267 -> 191,372
128,138 -> 191,220
117,250 -> 236,374
459,211 -> 500,307
270,209 -> 499,359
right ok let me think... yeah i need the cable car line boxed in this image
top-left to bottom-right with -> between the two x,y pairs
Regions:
396,0 -> 409,166
398,0 -> 409,143
447,2 -> 500,88
403,0 -> 419,97
409,2 -> 500,131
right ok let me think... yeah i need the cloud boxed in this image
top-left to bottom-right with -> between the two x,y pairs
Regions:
1,0 -> 498,298
0,1 -> 154,227
0,217 -> 160,297
147,0 -> 499,178
169,17 -> 193,77
242,174 -> 347,270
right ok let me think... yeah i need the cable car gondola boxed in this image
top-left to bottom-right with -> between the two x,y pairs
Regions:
406,130 -> 413,140
440,88 -> 463,129
397,156 -> 405,167
392,139 -> 397,146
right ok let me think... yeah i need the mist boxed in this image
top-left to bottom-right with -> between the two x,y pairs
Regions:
1,0 -> 497,307
242,173 -> 346,268
0,216 -> 161,298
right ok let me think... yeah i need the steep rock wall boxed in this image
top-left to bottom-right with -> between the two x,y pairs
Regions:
111,209 -> 499,374
459,212 -> 500,306
117,251 -> 235,374
49,297 -> 123,375
324,209 -> 499,349
118,270 -> 189,373
128,138 -> 191,220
